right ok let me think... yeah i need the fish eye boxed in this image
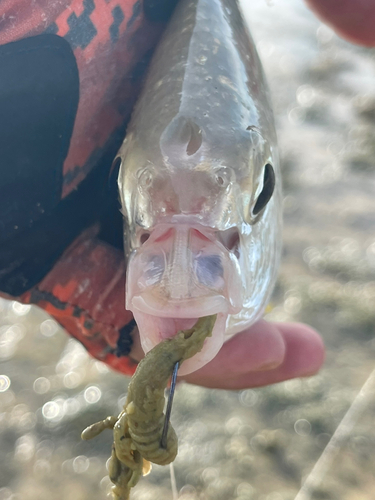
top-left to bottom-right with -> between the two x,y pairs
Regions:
252,163 -> 275,216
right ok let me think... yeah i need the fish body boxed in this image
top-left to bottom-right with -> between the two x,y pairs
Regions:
117,0 -> 282,374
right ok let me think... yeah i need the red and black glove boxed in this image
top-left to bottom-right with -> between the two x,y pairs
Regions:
0,0 -> 179,376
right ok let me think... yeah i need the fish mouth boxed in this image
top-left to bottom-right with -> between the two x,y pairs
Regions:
132,310 -> 228,376
126,223 -> 242,374
131,293 -> 228,318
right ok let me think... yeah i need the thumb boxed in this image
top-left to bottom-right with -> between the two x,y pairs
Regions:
306,0 -> 375,46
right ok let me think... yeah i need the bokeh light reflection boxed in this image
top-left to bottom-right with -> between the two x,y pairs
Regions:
33,377 -> 51,394
73,455 -> 90,474
239,389 -> 259,408
14,434 -> 36,463
316,24 -> 334,44
63,371 -> 82,389
296,84 -> 316,107
0,375 -> 10,392
42,400 -> 63,422
294,419 -> 312,436
33,459 -> 51,478
225,416 -> 243,435
11,302 -> 31,317
99,475 -> 112,494
84,385 -> 102,404
40,319 -> 59,338
117,393 -> 127,411
179,484 -> 197,498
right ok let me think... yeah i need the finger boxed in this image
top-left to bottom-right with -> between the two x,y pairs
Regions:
130,319 -> 286,367
305,0 -> 375,46
182,322 -> 325,390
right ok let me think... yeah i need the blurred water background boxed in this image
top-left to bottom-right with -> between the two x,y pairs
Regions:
1,1 -> 375,499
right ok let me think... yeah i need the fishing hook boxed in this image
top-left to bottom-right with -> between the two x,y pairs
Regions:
161,361 -> 180,449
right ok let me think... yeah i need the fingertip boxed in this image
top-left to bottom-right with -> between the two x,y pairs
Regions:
224,322 -> 325,389
276,322 -> 325,377
233,320 -> 287,373
305,0 -> 375,46
184,321 -> 325,389
212,319 -> 288,375
182,319 -> 287,387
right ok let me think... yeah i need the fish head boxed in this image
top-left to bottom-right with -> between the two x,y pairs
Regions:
117,115 -> 280,375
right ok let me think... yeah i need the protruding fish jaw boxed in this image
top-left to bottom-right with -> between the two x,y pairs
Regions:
126,224 -> 242,374
132,313 -> 228,375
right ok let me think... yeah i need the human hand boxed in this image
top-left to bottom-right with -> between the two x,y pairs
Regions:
182,321 -> 324,389
130,316 -> 325,390
306,0 -> 375,46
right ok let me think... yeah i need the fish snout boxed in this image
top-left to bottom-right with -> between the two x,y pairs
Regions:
126,224 -> 242,318
125,224 -> 243,374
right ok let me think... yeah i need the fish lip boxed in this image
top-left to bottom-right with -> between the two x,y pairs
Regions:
132,310 -> 228,375
130,293 -> 230,318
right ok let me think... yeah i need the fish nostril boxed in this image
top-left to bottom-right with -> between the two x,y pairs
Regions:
214,167 -> 232,188
186,122 -> 202,156
160,116 -> 203,163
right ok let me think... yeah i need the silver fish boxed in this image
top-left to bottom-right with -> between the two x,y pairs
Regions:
117,0 -> 282,375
